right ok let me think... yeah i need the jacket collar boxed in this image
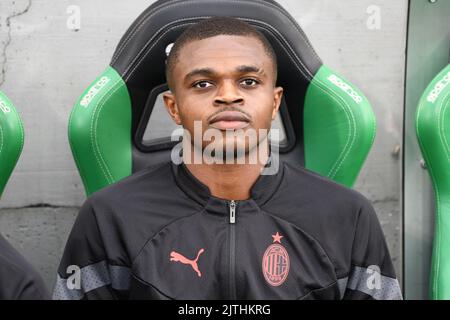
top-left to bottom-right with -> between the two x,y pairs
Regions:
171,155 -> 285,211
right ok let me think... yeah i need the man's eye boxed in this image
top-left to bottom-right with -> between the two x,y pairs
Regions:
240,79 -> 259,87
193,81 -> 213,89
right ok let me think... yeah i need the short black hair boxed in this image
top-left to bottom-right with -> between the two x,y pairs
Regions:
165,16 -> 278,91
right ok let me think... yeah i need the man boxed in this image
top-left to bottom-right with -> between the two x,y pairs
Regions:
53,17 -> 402,300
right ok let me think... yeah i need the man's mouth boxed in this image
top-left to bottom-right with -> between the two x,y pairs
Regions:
208,111 -> 250,131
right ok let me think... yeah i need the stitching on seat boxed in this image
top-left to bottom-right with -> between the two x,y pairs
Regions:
89,82 -> 118,185
123,17 -> 202,79
12,105 -> 24,175
69,99 -> 91,194
90,79 -> 123,185
121,2 -> 320,78
124,17 -> 313,82
111,0 -> 180,63
312,81 -> 355,179
91,80 -> 124,185
324,85 -> 357,179
124,19 -> 200,81
112,0 -> 321,65
434,90 -> 450,296
438,91 -> 450,159
112,0 -> 196,64
118,0 -> 263,73
112,0 -> 197,64
416,93 -> 441,294
0,108 -> 24,188
0,125 -> 4,157
369,105 -> 377,156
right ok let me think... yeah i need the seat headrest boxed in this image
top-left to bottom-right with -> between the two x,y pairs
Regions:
69,0 -> 376,194
111,0 -> 322,155
0,91 -> 24,198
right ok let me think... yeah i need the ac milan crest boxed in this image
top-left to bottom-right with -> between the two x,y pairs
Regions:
262,232 -> 290,286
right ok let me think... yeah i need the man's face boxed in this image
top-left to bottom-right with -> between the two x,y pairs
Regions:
163,35 -> 283,160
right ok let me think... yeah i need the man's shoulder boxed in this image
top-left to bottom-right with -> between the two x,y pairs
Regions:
69,162 -> 202,263
82,161 -> 201,223
89,161 -> 174,203
276,161 -> 372,215
267,162 -> 378,267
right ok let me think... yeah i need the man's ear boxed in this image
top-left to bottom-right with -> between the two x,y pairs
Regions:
163,91 -> 182,125
271,86 -> 284,120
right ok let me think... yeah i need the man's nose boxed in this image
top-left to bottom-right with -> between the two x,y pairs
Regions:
214,81 -> 244,106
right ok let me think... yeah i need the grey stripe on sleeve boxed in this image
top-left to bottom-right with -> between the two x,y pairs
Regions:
52,261 -> 131,300
343,265 -> 403,300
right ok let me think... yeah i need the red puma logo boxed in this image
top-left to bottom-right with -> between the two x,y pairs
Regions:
170,248 -> 205,277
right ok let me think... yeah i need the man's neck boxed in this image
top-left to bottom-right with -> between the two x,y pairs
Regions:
184,143 -> 269,200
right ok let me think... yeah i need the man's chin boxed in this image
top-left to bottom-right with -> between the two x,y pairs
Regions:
206,142 -> 262,163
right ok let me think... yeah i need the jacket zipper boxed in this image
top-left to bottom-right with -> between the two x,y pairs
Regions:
229,200 -> 237,300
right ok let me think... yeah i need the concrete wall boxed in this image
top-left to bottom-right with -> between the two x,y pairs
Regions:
0,0 -> 407,294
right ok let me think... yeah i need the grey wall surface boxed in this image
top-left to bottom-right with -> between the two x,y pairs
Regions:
0,0 -> 407,294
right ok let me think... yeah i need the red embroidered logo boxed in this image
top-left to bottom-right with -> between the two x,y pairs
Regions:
170,248 -> 205,277
262,232 -> 290,286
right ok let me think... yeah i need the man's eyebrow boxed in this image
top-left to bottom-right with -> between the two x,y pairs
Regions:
235,65 -> 264,74
184,68 -> 216,81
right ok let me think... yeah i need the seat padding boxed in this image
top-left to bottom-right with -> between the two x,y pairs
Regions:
416,64 -> 450,299
0,91 -> 24,198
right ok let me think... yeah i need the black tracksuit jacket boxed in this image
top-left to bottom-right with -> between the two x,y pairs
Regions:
53,160 -> 402,300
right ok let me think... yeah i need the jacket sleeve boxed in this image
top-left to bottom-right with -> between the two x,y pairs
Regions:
52,198 -> 130,300
0,235 -> 50,300
342,198 -> 402,300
